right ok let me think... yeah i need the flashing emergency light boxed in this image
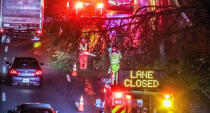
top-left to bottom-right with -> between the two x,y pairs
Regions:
113,92 -> 123,105
163,94 -> 172,108
115,92 -> 122,98
126,95 -> 131,100
0,29 -> 4,33
97,3 -> 104,9
103,88 -> 106,93
163,100 -> 172,108
75,2 -> 83,9
33,42 -> 41,48
67,1 -> 70,8
37,30 -> 42,34
114,99 -> 122,105
164,94 -> 170,99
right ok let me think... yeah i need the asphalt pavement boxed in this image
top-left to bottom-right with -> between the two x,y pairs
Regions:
0,39 -> 99,113
0,9 -> 133,113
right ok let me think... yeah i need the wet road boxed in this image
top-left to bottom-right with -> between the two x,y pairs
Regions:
0,39 -> 98,113
0,8 -> 133,113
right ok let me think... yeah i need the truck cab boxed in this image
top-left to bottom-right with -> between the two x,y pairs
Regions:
69,0 -> 107,17
107,0 -> 134,11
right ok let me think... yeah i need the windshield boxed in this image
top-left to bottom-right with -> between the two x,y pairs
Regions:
12,57 -> 40,69
20,109 -> 53,113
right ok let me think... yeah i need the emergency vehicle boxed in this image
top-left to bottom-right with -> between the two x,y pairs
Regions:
98,69 -> 176,113
68,0 -> 106,17
107,0 -> 134,11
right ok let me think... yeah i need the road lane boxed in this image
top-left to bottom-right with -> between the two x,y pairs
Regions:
66,74 -> 71,82
0,69 -> 80,113
0,10 -> 133,113
0,39 -> 92,113
1,92 -> 6,102
4,46 -> 8,53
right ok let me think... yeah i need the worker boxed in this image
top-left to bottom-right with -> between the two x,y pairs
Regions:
79,38 -> 88,70
108,45 -> 122,84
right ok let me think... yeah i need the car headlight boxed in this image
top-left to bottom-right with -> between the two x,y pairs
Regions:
75,2 -> 83,9
97,3 -> 104,9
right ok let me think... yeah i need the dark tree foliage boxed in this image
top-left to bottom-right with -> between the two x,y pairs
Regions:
42,0 -> 210,110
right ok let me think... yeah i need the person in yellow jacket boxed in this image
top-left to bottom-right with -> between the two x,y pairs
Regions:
108,45 -> 122,84
79,38 -> 88,69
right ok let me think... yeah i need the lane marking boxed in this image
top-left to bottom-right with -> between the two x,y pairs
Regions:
4,57 -> 7,60
1,35 -> 6,43
5,46 -> 8,52
66,74 -> 71,82
2,92 -> 6,101
2,66 -> 7,74
7,38 -> 11,43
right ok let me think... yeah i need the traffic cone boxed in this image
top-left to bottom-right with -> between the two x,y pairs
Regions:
78,96 -> 84,112
72,62 -> 78,76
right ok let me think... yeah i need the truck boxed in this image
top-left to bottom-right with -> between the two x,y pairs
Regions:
67,0 -> 106,17
0,0 -> 44,42
107,0 -> 134,11
98,69 -> 176,113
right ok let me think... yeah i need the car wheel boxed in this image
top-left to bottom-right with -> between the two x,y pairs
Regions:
6,77 -> 12,86
37,79 -> 43,88
9,81 -> 15,86
37,83 -> 42,88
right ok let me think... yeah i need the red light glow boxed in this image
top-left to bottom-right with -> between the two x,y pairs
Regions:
35,70 -> 42,76
37,30 -> 42,34
67,1 -> 70,8
115,92 -> 122,98
9,69 -> 18,75
0,29 -> 4,33
97,3 -> 104,9
75,2 -> 83,9
126,95 -> 131,100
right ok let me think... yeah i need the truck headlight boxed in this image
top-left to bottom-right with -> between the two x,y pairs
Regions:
75,2 -> 83,9
97,3 -> 104,9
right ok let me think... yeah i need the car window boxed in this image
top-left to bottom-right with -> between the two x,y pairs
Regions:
12,58 -> 40,69
20,109 -> 53,113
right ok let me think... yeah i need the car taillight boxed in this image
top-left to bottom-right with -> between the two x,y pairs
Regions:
9,69 -> 18,75
97,3 -> 104,9
35,70 -> 42,76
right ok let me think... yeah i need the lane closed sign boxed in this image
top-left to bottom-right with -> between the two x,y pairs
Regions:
118,70 -> 165,91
